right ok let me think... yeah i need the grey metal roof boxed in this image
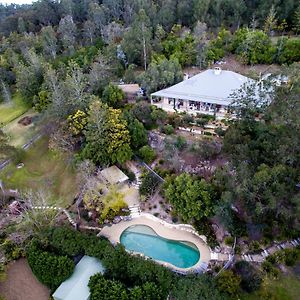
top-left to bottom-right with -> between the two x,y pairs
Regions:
52,256 -> 105,300
151,69 -> 255,106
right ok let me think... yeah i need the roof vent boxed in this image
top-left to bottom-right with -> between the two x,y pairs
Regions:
214,67 -> 222,75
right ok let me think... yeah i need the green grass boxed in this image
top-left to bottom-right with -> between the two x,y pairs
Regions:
3,110 -> 39,147
0,137 -> 78,207
0,94 -> 30,126
241,273 -> 300,300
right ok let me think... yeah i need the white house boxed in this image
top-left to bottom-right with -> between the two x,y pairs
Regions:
151,67 -> 256,118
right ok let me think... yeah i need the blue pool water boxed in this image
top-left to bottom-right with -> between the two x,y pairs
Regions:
120,225 -> 200,268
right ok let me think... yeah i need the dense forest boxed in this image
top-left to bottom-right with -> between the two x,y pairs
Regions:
1,0 -> 300,299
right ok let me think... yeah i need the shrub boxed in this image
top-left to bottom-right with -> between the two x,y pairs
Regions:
27,240 -> 75,291
215,127 -> 226,137
1,239 -> 23,261
193,219 -> 219,248
216,270 -> 241,296
138,145 -> 156,164
181,114 -> 194,126
262,261 -> 279,278
174,136 -> 186,150
139,172 -> 161,196
162,125 -> 175,135
203,131 -> 213,136
196,118 -> 208,127
249,240 -> 262,253
224,236 -> 234,247
172,216 -> 178,223
283,248 -> 300,266
234,261 -> 262,293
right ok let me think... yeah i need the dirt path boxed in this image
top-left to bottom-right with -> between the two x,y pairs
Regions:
0,258 -> 50,300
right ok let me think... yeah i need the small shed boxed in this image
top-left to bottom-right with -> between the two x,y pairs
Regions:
52,256 -> 105,300
117,84 -> 141,101
100,165 -> 129,185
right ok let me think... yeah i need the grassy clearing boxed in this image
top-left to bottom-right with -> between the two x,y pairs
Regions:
0,94 -> 30,126
241,273 -> 300,300
0,137 -> 78,207
3,110 -> 39,147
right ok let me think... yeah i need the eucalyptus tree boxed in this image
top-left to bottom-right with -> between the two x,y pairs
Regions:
58,15 -> 77,55
122,9 -> 152,70
41,26 -> 58,59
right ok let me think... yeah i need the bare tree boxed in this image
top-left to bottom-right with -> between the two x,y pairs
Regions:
18,189 -> 62,236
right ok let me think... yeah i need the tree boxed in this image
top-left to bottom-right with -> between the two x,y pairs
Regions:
67,110 -> 88,135
58,15 -> 77,55
229,79 -> 274,120
140,172 -> 161,196
44,66 -> 65,118
138,145 -> 156,164
88,51 -> 113,94
63,61 -> 88,111
88,2 -> 108,34
83,20 -> 96,46
100,185 -> 127,222
102,83 -> 125,108
139,56 -> 183,94
170,275 -> 228,300
193,0 -> 210,23
165,173 -> 215,222
234,29 -> 274,64
82,100 -> 132,165
14,49 -> 44,103
264,5 -> 277,36
33,90 -> 50,112
216,270 -> 241,296
41,26 -> 57,59
89,274 -> 128,300
193,21 -> 208,68
123,111 -> 148,150
122,9 -> 152,70
293,6 -> 300,34
19,189 -> 62,236
27,239 -> 74,291
234,261 -> 262,293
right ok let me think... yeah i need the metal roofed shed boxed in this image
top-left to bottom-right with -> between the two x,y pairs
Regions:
52,256 -> 105,300
100,165 -> 129,185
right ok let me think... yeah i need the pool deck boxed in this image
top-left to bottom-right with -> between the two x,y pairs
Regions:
100,213 -> 211,273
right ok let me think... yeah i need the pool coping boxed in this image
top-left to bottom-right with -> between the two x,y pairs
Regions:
99,213 -> 212,273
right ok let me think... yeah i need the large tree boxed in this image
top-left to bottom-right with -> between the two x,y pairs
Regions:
82,100 -> 132,165
122,9 -> 152,70
165,173 -> 215,222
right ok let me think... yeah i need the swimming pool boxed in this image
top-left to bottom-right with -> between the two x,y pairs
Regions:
120,225 -> 200,269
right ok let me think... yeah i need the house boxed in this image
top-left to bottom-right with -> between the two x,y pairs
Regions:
52,256 -> 105,300
100,165 -> 129,185
151,67 -> 256,118
117,84 -> 141,101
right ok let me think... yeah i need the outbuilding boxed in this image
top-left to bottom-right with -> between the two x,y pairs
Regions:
52,256 -> 104,300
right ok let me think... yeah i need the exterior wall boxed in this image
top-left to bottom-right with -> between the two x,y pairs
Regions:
151,96 -> 229,118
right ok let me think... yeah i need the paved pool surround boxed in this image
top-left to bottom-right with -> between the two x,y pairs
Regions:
100,214 -> 211,273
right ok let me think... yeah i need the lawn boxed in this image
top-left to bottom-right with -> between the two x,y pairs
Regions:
241,273 -> 300,300
3,110 -> 39,147
0,137 -> 78,207
0,94 -> 30,126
